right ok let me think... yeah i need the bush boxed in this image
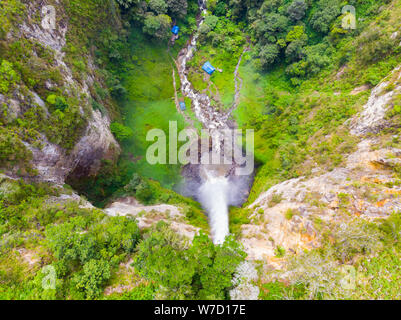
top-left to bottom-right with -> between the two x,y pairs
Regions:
285,39 -> 306,62
285,250 -> 341,299
115,0 -> 137,9
148,0 -> 168,15
104,283 -> 156,300
135,180 -> 155,204
259,44 -> 280,69
332,221 -> 382,263
46,95 -> 69,112
46,213 -> 140,282
133,222 -> 246,300
166,0 -> 187,19
0,127 -> 32,168
275,246 -> 286,258
357,28 -> 396,65
124,173 -> 142,193
0,0 -> 25,37
309,0 -> 341,34
91,215 -> 140,257
45,216 -> 100,271
0,60 -> 20,94
110,122 -> 134,142
133,222 -> 195,299
380,212 -> 401,243
204,15 -> 219,30
287,0 -> 307,21
73,259 -> 111,299
143,14 -> 171,40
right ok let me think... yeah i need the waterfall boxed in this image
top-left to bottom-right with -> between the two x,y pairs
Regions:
199,171 -> 230,244
176,0 -> 253,244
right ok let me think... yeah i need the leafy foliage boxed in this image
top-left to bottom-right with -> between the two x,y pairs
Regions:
287,0 -> 307,21
0,60 -> 20,94
143,13 -> 172,39
73,259 -> 112,299
46,94 -> 69,112
110,122 -> 134,142
133,222 -> 246,299
309,0 -> 341,33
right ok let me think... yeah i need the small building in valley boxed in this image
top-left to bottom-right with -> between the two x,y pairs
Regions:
202,61 -> 216,75
172,26 -> 180,35
179,100 -> 186,111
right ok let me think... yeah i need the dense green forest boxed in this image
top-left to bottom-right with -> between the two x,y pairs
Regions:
2,0 -> 401,300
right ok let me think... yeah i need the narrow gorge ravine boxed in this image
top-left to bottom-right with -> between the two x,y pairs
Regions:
175,0 -> 254,244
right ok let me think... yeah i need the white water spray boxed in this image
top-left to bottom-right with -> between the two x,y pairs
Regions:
198,170 -> 230,244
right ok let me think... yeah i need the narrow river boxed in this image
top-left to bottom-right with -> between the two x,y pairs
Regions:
176,0 -> 253,244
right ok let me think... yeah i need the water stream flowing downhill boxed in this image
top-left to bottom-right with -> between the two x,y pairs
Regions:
175,0 -> 253,244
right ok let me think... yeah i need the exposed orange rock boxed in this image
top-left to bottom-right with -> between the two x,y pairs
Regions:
376,199 -> 389,207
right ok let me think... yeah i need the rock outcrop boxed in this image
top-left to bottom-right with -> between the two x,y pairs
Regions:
2,0 -> 120,184
23,109 -> 119,184
350,66 -> 401,135
240,65 -> 401,265
105,197 -> 200,240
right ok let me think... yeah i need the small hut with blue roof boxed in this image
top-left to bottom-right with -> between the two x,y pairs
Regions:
202,61 -> 216,75
171,26 -> 180,35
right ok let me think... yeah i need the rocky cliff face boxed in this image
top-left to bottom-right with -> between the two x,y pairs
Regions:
1,0 -> 120,184
105,197 -> 200,240
240,64 -> 401,267
24,109 -> 120,184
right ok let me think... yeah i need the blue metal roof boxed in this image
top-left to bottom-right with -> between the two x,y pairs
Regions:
179,101 -> 186,111
202,61 -> 215,75
171,26 -> 180,35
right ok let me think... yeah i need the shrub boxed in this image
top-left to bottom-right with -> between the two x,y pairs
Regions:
309,0 -> 341,34
91,215 -> 140,257
204,15 -> 219,30
332,221 -> 382,263
230,261 -> 260,300
46,95 -> 69,112
133,222 -> 195,299
275,246 -> 286,258
191,235 -> 246,299
259,44 -> 280,69
73,259 -> 111,299
357,28 -> 396,65
0,60 -> 20,94
0,127 -> 32,168
285,208 -> 298,220
268,192 -> 283,207
287,1 -> 307,21
104,283 -> 156,300
45,217 -> 99,271
380,212 -> 401,243
110,122 -> 134,142
133,223 -> 246,300
285,39 -> 306,62
124,173 -> 142,192
46,214 -> 140,275
135,180 -> 155,204
285,250 -> 341,299
166,0 -> 187,19
0,0 -> 25,38
143,14 -> 171,40
148,0 -> 168,15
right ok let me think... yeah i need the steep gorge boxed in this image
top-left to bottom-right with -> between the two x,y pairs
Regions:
2,0 -> 401,300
